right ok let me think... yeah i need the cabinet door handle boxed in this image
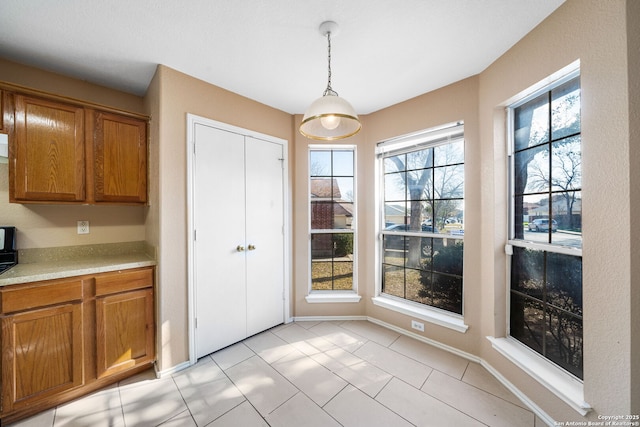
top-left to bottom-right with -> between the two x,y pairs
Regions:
247,244 -> 256,251
236,245 -> 245,252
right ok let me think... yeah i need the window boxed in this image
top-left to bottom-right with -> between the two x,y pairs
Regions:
378,123 -> 464,316
309,147 -> 356,293
508,74 -> 583,379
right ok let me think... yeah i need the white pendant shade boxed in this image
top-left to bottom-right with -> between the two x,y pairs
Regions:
299,93 -> 361,140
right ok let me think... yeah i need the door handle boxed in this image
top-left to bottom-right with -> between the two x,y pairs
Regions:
248,244 -> 256,251
236,245 -> 245,252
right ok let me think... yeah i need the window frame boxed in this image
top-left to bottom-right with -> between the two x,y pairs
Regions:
490,63 -> 591,415
373,122 -> 468,332
306,144 -> 361,303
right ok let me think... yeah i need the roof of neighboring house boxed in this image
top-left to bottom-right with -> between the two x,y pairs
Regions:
310,178 -> 342,199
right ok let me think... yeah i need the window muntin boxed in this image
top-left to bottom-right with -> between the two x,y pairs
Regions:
379,126 -> 464,315
509,74 -> 583,379
310,147 -> 355,291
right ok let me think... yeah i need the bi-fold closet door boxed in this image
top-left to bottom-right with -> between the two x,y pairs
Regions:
193,123 -> 285,358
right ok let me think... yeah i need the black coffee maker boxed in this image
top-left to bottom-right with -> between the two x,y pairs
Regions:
0,226 -> 18,274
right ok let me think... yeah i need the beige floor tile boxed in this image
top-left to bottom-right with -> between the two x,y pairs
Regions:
334,360 -> 393,397
157,410 -> 197,426
308,321 -> 367,352
390,335 -> 469,379
243,331 -> 297,364
462,362 -> 527,409
324,385 -> 413,427
354,340 -> 433,388
7,409 -> 55,427
339,320 -> 401,347
272,350 -> 347,406
266,392 -> 341,427
208,401 -> 269,427
225,355 -> 297,416
294,320 -> 321,329
53,386 -> 123,427
272,323 -> 337,356
173,357 -> 246,426
119,376 -> 188,427
210,342 -> 255,370
312,347 -> 365,371
377,377 -> 485,427
422,370 -> 535,427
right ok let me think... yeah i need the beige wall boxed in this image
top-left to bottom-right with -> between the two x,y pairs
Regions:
0,58 -> 147,249
148,65 -> 293,371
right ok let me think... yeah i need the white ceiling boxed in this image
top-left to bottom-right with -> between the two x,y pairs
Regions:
0,0 -> 565,115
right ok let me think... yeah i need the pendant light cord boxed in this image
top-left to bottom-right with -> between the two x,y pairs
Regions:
323,31 -> 338,96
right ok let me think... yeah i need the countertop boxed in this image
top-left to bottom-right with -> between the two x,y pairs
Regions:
0,242 -> 156,287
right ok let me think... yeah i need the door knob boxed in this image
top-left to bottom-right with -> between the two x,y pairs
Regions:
236,245 -> 245,252
248,244 -> 256,251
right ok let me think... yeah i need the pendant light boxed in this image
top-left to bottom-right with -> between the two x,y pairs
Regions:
299,21 -> 361,140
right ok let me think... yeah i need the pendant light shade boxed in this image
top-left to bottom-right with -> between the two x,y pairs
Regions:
299,21 -> 361,141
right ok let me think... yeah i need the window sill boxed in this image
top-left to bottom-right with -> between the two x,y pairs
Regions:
371,296 -> 468,333
305,292 -> 362,304
487,336 -> 591,416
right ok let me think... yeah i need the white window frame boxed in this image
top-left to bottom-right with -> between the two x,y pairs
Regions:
488,61 -> 591,415
306,144 -> 360,304
372,122 -> 468,332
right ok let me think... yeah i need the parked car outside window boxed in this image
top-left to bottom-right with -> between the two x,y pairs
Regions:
528,218 -> 558,232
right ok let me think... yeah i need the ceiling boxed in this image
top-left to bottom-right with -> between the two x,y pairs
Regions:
0,1 -> 565,115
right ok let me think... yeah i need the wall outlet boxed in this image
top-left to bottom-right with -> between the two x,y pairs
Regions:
77,220 -> 90,234
411,320 -> 424,332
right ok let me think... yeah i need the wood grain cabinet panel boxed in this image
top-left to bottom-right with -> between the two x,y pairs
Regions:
12,95 -> 85,202
96,288 -> 154,378
1,303 -> 84,413
94,112 -> 147,204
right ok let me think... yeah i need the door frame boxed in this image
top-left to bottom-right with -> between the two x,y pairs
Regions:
186,113 -> 292,365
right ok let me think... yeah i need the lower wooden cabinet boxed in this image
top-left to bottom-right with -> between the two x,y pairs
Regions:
0,267 -> 155,423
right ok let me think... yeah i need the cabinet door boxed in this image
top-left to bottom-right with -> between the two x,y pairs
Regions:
95,288 -> 154,379
93,111 -> 147,204
12,95 -> 85,202
1,303 -> 84,414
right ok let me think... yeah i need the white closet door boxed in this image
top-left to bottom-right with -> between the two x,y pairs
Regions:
194,124 -> 247,357
245,136 -> 285,336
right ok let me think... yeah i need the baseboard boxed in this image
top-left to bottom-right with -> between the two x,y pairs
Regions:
155,360 -> 191,378
293,315 -> 368,322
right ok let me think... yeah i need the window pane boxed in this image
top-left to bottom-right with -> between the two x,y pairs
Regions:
311,201 -> 333,230
433,165 -> 464,199
383,235 -> 406,267
510,294 -> 544,354
385,172 -> 406,202
407,148 -> 432,170
551,136 -> 581,191
545,308 -> 583,378
384,154 -> 405,173
382,264 -> 405,298
434,140 -> 464,166
310,233 -> 353,291
551,190 -> 582,247
551,77 -> 581,140
333,150 -> 354,176
514,93 -> 549,151
310,177 -> 336,199
514,145 -> 549,195
431,273 -> 462,314
546,252 -> 582,316
384,202 -> 407,227
511,247 -> 544,299
433,199 -> 463,232
432,240 -> 463,277
310,151 -> 331,176
406,268 -> 425,304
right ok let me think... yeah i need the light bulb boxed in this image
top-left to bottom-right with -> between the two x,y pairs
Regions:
320,114 -> 341,130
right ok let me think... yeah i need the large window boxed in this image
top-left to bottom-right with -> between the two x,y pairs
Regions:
309,147 -> 355,292
378,124 -> 464,315
508,74 -> 583,379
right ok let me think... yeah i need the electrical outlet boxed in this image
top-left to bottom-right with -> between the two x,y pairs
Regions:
411,320 -> 424,332
77,220 -> 90,234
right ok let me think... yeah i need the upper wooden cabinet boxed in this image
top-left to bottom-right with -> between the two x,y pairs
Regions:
13,95 -> 86,202
7,91 -> 148,205
93,111 -> 147,204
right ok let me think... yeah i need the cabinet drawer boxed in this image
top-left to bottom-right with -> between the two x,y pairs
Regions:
0,279 -> 83,314
95,268 -> 153,296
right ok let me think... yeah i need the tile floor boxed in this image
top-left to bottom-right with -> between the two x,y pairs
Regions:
8,320 -> 547,427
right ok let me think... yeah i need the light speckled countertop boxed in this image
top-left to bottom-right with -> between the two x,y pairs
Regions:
0,242 -> 156,287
